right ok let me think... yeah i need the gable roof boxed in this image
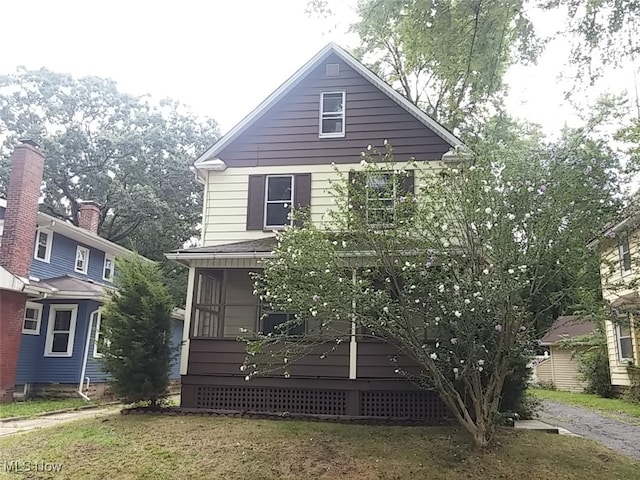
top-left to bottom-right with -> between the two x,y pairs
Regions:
0,197 -> 131,257
195,43 -> 463,168
540,316 -> 597,345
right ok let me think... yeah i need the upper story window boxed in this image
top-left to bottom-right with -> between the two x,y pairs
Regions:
103,254 -> 115,282
616,319 -> 634,362
319,92 -> 345,138
75,246 -> 90,274
619,237 -> 632,275
264,175 -> 294,229
22,301 -> 43,335
34,228 -> 53,263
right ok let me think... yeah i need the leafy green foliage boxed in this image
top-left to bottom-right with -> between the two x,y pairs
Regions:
249,137 -> 617,447
350,0 -> 542,130
100,254 -> 178,406
0,68 -> 219,263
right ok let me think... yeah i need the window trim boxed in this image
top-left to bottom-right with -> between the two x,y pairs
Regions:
319,91 -> 346,138
75,246 -> 90,275
44,304 -> 78,357
22,301 -> 43,335
33,228 -> 53,263
365,172 -> 397,228
92,310 -> 110,358
263,175 -> 294,229
616,321 -> 634,362
103,254 -> 115,282
619,237 -> 632,276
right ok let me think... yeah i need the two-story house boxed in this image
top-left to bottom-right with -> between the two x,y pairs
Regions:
593,216 -> 640,388
0,141 -> 183,402
165,43 -> 465,420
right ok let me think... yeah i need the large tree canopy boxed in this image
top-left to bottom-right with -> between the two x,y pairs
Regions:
350,0 -> 542,131
0,68 -> 219,261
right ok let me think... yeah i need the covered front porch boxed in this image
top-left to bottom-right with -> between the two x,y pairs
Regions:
166,239 -> 448,421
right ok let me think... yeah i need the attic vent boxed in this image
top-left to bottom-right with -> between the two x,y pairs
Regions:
326,63 -> 340,77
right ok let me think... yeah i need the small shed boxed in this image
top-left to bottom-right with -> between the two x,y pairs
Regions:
534,316 -> 597,392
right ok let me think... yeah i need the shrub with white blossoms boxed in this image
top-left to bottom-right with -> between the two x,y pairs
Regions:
247,143 -> 618,448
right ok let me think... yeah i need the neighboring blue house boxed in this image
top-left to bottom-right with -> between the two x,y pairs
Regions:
0,197 -> 184,400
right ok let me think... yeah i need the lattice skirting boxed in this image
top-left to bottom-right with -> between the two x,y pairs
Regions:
194,386 -> 446,420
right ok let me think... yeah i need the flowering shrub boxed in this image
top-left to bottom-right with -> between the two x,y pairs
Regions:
247,144 -> 616,448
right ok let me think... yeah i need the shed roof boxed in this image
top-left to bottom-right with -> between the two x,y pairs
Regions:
540,316 -> 597,345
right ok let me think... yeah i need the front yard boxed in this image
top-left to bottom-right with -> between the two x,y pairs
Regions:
0,398 -> 95,419
530,388 -> 640,424
0,414 -> 638,479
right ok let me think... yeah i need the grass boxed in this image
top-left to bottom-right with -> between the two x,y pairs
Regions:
0,398 -> 95,419
0,414 -> 639,479
530,388 -> 640,423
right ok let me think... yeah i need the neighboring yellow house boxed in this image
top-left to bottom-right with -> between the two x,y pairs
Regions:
535,316 -> 596,392
593,219 -> 640,386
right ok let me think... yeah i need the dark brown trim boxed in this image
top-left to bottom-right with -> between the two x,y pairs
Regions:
246,174 -> 266,230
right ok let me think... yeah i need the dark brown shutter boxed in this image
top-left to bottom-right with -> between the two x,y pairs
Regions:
399,170 -> 414,195
293,173 -> 312,227
246,174 -> 266,230
294,173 -> 311,208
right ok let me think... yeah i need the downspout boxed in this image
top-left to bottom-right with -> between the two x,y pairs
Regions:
78,310 -> 96,401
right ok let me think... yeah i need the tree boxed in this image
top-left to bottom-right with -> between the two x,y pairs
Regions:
100,254 -> 177,406
0,68 -> 219,263
248,140 -> 618,448
349,0 -> 542,130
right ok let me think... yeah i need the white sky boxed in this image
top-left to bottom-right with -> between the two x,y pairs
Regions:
0,0 -> 636,137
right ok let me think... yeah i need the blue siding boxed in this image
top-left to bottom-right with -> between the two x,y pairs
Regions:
16,300 -> 100,385
30,232 -> 113,284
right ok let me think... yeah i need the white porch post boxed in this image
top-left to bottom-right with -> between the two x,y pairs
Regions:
349,268 -> 357,380
180,267 -> 197,375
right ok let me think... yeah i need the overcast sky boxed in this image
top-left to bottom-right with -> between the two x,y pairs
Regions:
0,0 -> 635,136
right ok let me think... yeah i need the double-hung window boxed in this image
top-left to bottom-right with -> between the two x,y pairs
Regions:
319,92 -> 345,137
619,237 -> 632,275
366,173 -> 396,227
75,246 -> 90,274
34,228 -> 53,262
92,310 -> 110,357
44,304 -> 78,357
22,302 -> 43,335
349,170 -> 414,227
264,175 -> 294,229
616,319 -> 634,362
103,254 -> 115,282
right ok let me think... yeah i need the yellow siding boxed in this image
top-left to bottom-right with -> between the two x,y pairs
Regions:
548,346 -> 587,392
534,358 -> 553,384
604,316 -> 640,386
202,161 -> 443,246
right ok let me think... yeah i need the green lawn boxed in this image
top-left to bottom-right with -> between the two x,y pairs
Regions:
0,414 -> 638,479
0,398 -> 94,419
530,388 -> 640,423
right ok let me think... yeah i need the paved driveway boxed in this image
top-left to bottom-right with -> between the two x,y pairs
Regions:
539,399 -> 640,460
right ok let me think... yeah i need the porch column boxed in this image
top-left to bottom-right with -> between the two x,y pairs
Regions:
180,267 -> 196,376
349,269 -> 357,380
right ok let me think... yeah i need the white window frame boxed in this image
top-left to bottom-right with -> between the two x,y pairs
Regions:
619,237 -> 632,276
92,310 -> 110,358
33,228 -> 53,263
616,320 -> 634,362
365,172 -> 397,227
263,175 -> 294,229
103,254 -> 115,282
22,301 -> 43,335
319,91 -> 346,138
44,304 -> 78,357
75,246 -> 90,274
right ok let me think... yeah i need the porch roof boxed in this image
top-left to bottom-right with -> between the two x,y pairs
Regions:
165,237 -> 278,263
26,275 -> 112,300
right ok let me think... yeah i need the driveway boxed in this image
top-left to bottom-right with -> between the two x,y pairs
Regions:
539,399 -> 640,461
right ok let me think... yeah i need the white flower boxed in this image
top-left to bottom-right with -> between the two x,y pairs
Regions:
453,285 -> 460,291
524,213 -> 531,219
508,268 -> 514,274
507,213 -> 516,220
284,372 -> 290,378
384,139 -> 388,145
518,265 -> 527,272
383,306 -> 389,314
453,367 -> 459,374
464,299 -> 471,304
477,359 -> 485,366
240,365 -> 247,372
454,311 -> 462,318
438,284 -> 445,293
485,207 -> 492,214
367,144 -> 372,151
478,366 -> 484,372
482,269 -> 489,275
244,375 -> 251,381
342,240 -> 347,248
430,352 -> 438,360
311,310 -> 318,317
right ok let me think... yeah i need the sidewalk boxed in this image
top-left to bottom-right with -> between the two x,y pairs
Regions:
0,406 -> 120,437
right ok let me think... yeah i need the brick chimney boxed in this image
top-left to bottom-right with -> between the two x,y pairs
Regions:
78,201 -> 100,234
0,140 -> 45,403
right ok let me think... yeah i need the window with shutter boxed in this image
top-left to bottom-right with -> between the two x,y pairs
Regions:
247,174 -> 311,230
